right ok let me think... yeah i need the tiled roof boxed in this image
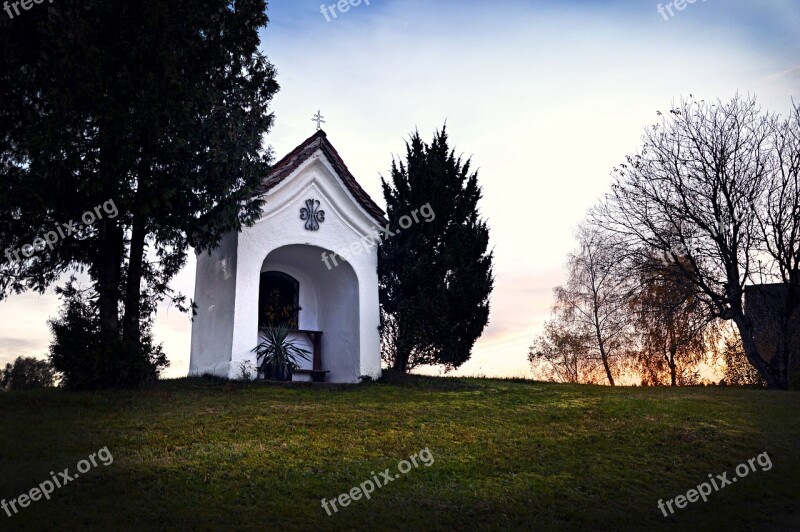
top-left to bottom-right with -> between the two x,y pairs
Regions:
258,130 -> 386,223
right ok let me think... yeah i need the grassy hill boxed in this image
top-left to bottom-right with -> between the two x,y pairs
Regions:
1,376 -> 798,530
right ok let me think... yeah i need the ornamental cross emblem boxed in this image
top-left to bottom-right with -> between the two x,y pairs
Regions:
300,199 -> 325,231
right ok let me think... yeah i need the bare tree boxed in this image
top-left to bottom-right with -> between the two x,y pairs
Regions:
530,225 -> 633,385
593,96 -> 800,389
529,314 -> 600,384
631,253 -> 717,386
753,102 -> 800,387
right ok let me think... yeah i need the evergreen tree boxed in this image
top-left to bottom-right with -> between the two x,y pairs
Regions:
0,1 -> 278,387
0,357 -> 55,391
379,127 -> 494,373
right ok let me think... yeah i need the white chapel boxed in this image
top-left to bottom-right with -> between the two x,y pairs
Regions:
189,129 -> 385,383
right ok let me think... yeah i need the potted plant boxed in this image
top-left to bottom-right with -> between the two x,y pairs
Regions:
252,324 -> 311,381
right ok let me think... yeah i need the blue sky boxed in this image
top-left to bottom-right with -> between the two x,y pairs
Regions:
1,0 -> 798,378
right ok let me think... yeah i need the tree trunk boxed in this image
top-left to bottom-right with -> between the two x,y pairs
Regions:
123,221 -> 146,345
771,301 -> 797,390
668,348 -> 677,387
597,339 -> 615,386
668,320 -> 677,387
600,349 -> 615,386
96,219 -> 124,342
733,315 -> 785,390
96,118 -> 124,345
593,322 -> 615,386
393,344 -> 411,374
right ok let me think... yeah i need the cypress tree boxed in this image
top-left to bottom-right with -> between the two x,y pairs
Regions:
379,127 -> 494,373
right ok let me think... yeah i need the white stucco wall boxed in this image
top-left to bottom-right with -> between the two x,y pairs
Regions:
190,148 -> 383,383
189,231 -> 239,377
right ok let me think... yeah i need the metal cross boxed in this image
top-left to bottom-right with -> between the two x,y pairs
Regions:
312,110 -> 326,130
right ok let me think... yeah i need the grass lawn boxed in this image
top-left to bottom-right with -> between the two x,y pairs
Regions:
0,375 -> 798,530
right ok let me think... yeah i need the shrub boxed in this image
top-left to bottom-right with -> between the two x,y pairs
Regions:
238,361 -> 256,382
721,334 -> 767,387
0,356 -> 55,391
47,279 -> 169,390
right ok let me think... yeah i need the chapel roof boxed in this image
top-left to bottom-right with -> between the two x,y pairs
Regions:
258,130 -> 386,223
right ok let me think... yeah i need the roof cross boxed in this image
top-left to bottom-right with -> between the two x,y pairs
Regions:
312,110 -> 326,130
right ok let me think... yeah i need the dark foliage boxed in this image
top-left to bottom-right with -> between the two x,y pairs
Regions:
48,279 -> 168,390
0,0 -> 278,387
721,333 -> 767,387
379,127 -> 494,372
0,356 -> 55,391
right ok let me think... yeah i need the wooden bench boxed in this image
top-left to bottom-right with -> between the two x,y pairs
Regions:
295,330 -> 327,382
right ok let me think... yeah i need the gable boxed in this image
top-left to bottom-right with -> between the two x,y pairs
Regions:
257,130 -> 386,224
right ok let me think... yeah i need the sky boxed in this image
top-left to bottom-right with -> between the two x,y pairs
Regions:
1,0 -> 798,379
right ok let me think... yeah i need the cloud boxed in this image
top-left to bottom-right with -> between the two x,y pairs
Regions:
0,337 -> 47,367
759,64 -> 800,84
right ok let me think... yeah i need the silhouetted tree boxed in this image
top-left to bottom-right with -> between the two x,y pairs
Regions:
631,253 -> 717,386
48,278 -> 168,390
594,96 -> 800,389
0,0 -> 279,387
530,225 -> 633,386
0,357 -> 55,391
380,127 -> 494,373
720,327 -> 767,387
529,315 -> 600,384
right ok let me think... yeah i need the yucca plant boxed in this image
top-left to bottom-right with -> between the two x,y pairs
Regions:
252,324 -> 311,381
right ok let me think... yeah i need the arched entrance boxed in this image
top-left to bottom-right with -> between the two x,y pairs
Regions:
259,244 -> 361,382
